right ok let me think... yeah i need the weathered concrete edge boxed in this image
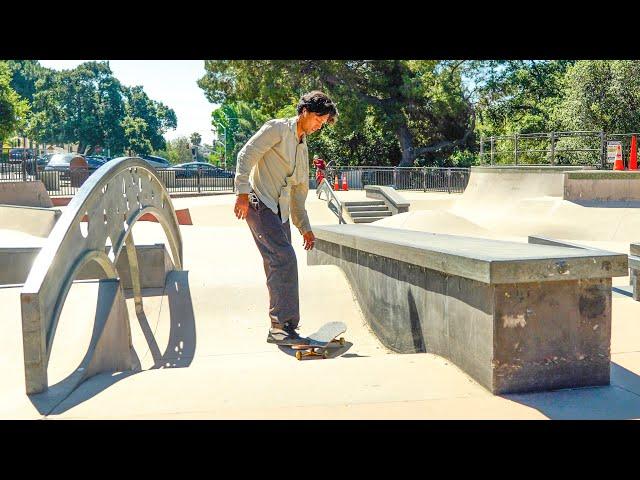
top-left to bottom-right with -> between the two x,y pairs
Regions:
313,225 -> 628,284
528,235 -> 588,249
566,171 -> 640,180
472,165 -> 596,173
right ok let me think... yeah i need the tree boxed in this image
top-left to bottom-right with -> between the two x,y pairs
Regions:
554,60 -> 640,134
122,116 -> 152,155
211,101 -> 269,168
0,61 -> 29,145
29,61 -> 126,153
24,61 -> 177,156
123,85 -> 177,154
473,60 -> 574,137
160,137 -> 193,164
6,60 -> 51,103
190,132 -> 202,146
198,60 -> 475,166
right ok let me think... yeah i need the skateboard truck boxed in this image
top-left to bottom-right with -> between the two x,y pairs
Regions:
291,336 -> 346,360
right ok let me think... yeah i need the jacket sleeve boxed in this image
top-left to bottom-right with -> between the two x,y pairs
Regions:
234,120 -> 281,194
290,177 -> 312,235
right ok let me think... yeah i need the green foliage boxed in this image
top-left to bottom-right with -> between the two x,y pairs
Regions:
307,113 -> 400,166
211,101 -> 270,168
443,149 -> 479,168
554,60 -> 640,134
190,132 -> 202,146
14,60 -> 176,156
0,61 -> 30,141
122,116 -> 152,154
122,85 -> 177,154
199,60 -> 475,166
474,60 -> 573,137
154,137 -> 192,165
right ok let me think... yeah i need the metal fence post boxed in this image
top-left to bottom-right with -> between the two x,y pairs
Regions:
490,136 -> 495,165
549,132 -> 556,165
600,131 -> 606,168
514,133 -> 519,165
422,167 -> 426,192
480,135 -> 484,163
447,168 -> 451,194
21,148 -> 27,182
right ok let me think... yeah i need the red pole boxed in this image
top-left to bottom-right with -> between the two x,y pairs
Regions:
630,135 -> 638,170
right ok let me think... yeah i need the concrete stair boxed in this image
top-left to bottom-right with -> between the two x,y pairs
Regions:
343,200 -> 392,223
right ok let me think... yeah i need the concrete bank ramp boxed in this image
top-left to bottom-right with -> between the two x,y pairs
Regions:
376,166 -> 640,245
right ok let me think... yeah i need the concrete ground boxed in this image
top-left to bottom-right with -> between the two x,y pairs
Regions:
1,188 -> 640,419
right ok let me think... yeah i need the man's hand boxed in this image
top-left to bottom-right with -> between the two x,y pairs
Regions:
303,230 -> 316,250
234,194 -> 249,220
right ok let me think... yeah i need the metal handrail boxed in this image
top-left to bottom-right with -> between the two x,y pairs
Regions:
316,177 -> 345,224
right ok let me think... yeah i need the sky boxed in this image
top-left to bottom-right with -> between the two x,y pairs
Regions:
38,60 -> 219,146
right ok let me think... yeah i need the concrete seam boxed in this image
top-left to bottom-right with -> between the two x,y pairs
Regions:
610,384 -> 640,399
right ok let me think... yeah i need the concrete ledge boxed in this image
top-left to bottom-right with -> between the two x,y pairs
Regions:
629,246 -> 640,301
308,224 -> 625,394
0,181 -> 53,208
1,243 -> 173,287
564,170 -> 640,202
473,165 -> 596,173
313,225 -> 627,284
0,204 -> 61,237
364,185 -> 410,214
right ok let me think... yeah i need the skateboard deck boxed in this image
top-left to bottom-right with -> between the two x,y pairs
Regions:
290,321 -> 347,360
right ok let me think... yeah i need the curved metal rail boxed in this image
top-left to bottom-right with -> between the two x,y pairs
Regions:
316,177 -> 345,224
20,157 -> 183,394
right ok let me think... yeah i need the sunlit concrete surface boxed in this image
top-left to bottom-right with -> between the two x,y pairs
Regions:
1,182 -> 639,419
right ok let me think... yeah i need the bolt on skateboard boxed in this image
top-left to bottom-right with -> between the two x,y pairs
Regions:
290,321 -> 347,360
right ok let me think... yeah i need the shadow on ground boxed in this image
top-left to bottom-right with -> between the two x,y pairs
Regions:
29,270 -> 196,416
504,363 -> 640,419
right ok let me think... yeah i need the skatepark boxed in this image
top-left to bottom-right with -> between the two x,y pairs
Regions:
2,160 -> 640,419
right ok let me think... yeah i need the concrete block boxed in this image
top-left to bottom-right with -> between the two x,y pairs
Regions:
309,224 -> 624,394
0,181 -> 53,208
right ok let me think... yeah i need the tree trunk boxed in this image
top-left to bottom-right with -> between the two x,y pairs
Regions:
397,123 -> 416,167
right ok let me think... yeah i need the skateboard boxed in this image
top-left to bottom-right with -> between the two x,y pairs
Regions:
290,321 -> 347,360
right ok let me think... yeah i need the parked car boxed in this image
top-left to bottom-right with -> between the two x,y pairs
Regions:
44,153 -> 104,172
138,154 -> 171,170
84,156 -> 108,168
168,162 -> 234,179
8,148 -> 35,163
85,155 -> 111,165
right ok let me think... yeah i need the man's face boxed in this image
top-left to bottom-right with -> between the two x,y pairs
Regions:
300,110 -> 330,135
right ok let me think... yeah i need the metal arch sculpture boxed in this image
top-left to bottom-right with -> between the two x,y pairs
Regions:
20,157 -> 183,395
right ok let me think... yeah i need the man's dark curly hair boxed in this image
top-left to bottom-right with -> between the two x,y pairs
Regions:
297,91 -> 338,124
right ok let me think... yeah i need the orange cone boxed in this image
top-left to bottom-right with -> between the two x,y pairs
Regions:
333,174 -> 340,190
630,135 -> 638,170
342,172 -> 349,191
614,143 -> 625,170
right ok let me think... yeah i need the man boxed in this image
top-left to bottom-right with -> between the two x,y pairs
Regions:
312,155 -> 327,187
233,91 -> 338,345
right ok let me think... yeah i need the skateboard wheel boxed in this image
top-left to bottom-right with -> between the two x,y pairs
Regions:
295,351 -> 302,361
339,337 -> 345,346
322,350 -> 329,359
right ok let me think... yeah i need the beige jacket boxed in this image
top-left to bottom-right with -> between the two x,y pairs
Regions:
235,117 -> 312,234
